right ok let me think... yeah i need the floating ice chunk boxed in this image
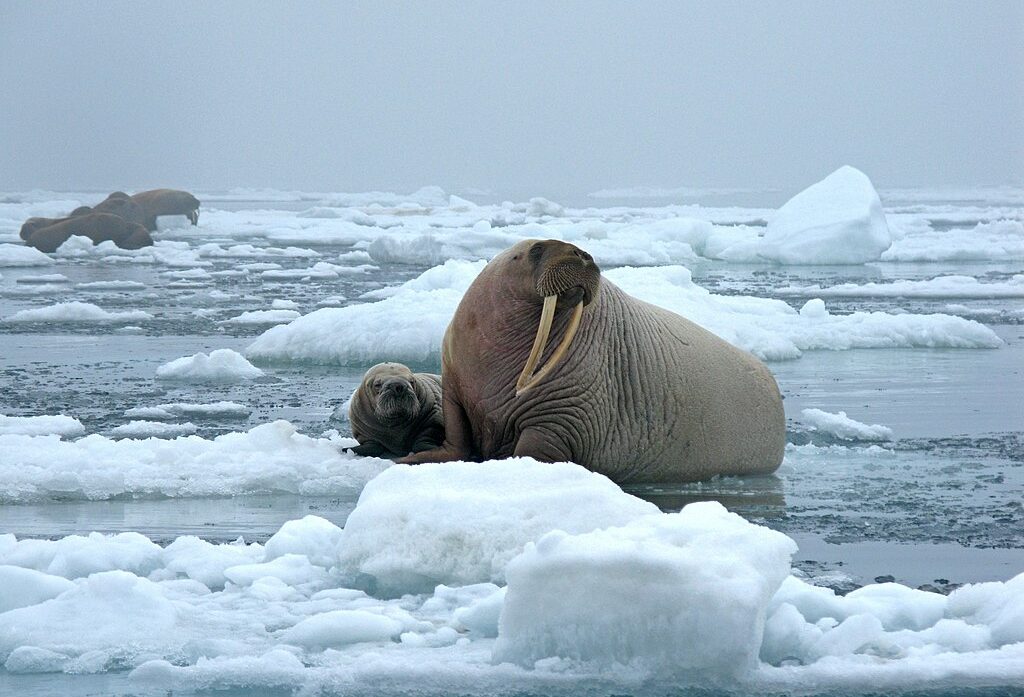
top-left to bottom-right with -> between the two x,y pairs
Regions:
493,502 -> 796,676
0,571 -> 179,668
247,262 -> 482,365
0,420 -> 382,503
162,536 -> 264,589
882,219 -> 1024,262
800,408 -> 894,441
0,565 -> 75,612
198,243 -> 319,259
261,262 -> 374,280
0,414 -> 85,437
280,610 -> 403,649
337,459 -> 658,595
760,166 -> 891,264
453,586 -> 506,637
0,243 -> 52,267
224,553 -> 328,587
15,273 -> 68,283
778,274 -> 1024,298
220,309 -> 301,325
0,531 -> 163,578
75,280 -> 147,290
271,298 -> 300,310
124,401 -> 251,420
264,515 -> 344,569
156,349 -> 264,381
4,646 -> 68,674
3,301 -> 153,323
110,421 -> 199,439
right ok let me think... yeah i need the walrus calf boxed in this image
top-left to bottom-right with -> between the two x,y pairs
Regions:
129,189 -> 200,230
401,239 -> 786,483
25,213 -> 154,253
347,363 -> 445,458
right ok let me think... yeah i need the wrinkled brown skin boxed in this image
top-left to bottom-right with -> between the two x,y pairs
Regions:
400,239 -> 786,484
347,363 -> 445,459
129,189 -> 200,230
25,213 -> 154,253
93,192 -> 147,227
20,216 -> 63,241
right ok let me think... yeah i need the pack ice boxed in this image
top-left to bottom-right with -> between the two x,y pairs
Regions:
0,460 -> 1020,693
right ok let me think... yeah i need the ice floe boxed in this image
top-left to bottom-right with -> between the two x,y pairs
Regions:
800,408 -> 894,442
247,260 -> 1002,366
0,414 -> 85,438
0,243 -> 53,267
337,459 -> 658,595
109,421 -> 199,439
2,301 -> 153,323
219,309 -> 301,325
760,166 -> 892,264
778,274 -> 1024,298
0,420 -> 385,503
0,459 -> 1018,692
156,349 -> 264,381
123,401 -> 251,420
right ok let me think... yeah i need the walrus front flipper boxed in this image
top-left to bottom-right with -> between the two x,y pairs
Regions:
347,441 -> 391,458
398,388 -> 472,464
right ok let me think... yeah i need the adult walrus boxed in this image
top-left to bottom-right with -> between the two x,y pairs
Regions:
347,362 -> 445,458
400,239 -> 785,483
129,189 -> 200,230
25,213 -> 153,253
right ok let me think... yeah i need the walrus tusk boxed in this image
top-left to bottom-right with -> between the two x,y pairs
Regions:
515,298 -> 584,396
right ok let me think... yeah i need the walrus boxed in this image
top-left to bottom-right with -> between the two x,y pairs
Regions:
400,239 -> 785,483
92,192 -> 148,227
347,362 -> 445,458
25,213 -> 154,253
129,189 -> 200,230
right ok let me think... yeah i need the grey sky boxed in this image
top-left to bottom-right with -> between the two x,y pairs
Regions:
1,1 -> 1022,195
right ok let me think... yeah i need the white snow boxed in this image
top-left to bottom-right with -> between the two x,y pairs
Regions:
0,420 -> 386,503
800,408 -> 895,441
778,274 -> 1024,298
760,166 -> 892,264
0,414 -> 85,438
156,349 -> 264,381
109,420 -> 199,438
3,301 -> 153,323
337,459 -> 659,595
0,243 -> 53,266
882,219 -> 1024,262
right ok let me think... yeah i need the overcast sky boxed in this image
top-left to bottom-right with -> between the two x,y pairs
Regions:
1,1 -> 1022,195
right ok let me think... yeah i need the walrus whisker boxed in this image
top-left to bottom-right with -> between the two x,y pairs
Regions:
516,300 -> 583,397
515,294 -> 557,394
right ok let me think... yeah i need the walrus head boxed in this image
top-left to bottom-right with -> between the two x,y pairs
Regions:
505,239 -> 601,396
360,362 -> 422,425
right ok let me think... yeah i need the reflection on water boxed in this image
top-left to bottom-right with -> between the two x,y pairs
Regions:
626,474 -> 787,519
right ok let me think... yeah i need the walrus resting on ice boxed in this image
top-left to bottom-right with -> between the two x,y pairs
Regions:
129,189 -> 200,230
25,213 -> 154,252
347,362 -> 445,458
400,239 -> 785,483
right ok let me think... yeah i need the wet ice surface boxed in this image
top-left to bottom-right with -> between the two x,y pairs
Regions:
1,187 -> 1022,695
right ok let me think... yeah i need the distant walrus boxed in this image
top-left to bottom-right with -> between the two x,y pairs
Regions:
347,362 -> 445,459
400,239 -> 785,483
129,189 -> 200,230
26,213 -> 154,253
92,192 -> 147,227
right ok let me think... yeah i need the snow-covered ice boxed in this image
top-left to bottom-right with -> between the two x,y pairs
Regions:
800,408 -> 894,441
0,414 -> 85,438
156,349 -> 264,381
247,260 -> 1002,366
109,420 -> 199,438
0,420 -> 386,503
3,301 -> 153,323
760,166 -> 892,264
778,274 -> 1024,298
123,401 -> 251,420
0,243 -> 52,267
